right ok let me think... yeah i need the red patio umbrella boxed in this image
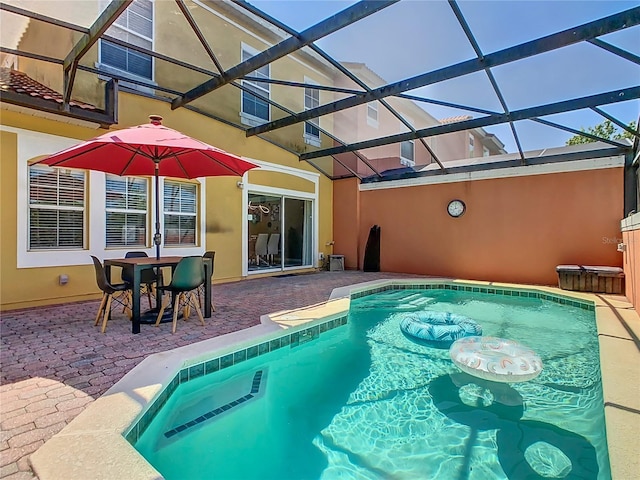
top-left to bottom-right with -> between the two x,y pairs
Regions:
35,115 -> 258,259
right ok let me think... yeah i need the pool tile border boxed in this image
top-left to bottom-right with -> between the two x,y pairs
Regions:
349,282 -> 595,310
126,281 -> 594,446
125,314 -> 349,444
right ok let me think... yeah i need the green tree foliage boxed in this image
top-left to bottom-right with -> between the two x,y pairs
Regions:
566,119 -> 638,145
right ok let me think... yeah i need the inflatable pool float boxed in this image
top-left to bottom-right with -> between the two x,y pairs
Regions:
399,311 -> 482,348
450,336 -> 543,383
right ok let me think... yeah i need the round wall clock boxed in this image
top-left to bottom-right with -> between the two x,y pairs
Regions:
447,199 -> 466,218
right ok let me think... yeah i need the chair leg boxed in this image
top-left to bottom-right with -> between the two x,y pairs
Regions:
101,294 -> 113,333
190,292 -> 205,326
122,292 -> 132,319
95,293 -> 107,326
171,294 -> 181,334
155,296 -> 170,326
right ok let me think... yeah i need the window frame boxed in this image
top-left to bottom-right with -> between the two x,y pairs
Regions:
469,133 -> 475,156
303,77 -> 321,147
97,0 -> 155,83
240,43 -> 271,127
163,179 -> 199,247
400,139 -> 415,167
367,101 -> 379,128
105,174 -> 149,248
28,164 -> 86,251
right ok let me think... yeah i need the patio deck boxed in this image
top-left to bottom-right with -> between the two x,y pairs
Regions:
0,271 -> 414,479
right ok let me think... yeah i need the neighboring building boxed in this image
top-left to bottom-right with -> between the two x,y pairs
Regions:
333,62 -> 440,177
436,115 -> 506,161
332,63 -> 506,177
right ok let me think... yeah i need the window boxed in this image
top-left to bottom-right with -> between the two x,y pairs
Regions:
164,180 -> 197,246
105,175 -> 147,247
483,146 -> 490,157
367,101 -> 378,127
400,140 -> 415,166
469,134 -> 475,155
28,165 -> 85,250
241,45 -> 270,125
304,84 -> 320,146
99,0 -> 153,80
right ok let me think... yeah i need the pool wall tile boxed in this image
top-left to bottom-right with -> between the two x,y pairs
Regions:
246,345 -> 259,359
258,342 -> 270,356
269,338 -> 281,351
220,353 -> 234,369
205,358 -> 220,374
233,350 -> 247,365
189,363 -> 204,380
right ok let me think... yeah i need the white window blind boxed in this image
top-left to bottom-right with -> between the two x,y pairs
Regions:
28,165 -> 85,250
164,180 -> 197,246
241,46 -> 270,123
105,175 -> 148,247
99,0 -> 153,79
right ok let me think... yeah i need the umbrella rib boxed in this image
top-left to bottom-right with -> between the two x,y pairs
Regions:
198,150 -> 247,176
116,145 -> 146,176
40,143 -> 106,166
170,151 -> 191,178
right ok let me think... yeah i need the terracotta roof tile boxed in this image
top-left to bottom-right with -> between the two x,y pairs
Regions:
439,115 -> 473,124
0,68 -> 97,110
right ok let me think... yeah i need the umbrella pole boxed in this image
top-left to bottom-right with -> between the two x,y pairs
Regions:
154,164 -> 161,260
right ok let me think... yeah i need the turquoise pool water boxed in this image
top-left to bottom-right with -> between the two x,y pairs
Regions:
135,288 -> 610,479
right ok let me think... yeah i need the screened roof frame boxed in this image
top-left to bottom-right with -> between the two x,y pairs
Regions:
1,0 -> 638,181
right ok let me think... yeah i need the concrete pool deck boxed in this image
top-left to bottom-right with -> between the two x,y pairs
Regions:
1,273 -> 638,479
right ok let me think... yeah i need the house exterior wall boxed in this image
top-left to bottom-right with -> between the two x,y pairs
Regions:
1,1 -> 339,310
334,162 -> 624,285
1,89 -> 333,310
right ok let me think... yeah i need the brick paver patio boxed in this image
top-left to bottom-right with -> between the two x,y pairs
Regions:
0,271 -> 415,479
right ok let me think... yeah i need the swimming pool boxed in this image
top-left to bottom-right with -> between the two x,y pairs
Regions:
133,285 -> 610,479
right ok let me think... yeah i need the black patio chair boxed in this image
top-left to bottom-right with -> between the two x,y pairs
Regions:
198,250 -> 216,313
90,255 -> 132,333
121,251 -> 163,309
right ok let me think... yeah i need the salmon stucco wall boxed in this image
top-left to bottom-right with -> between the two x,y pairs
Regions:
340,166 -> 623,285
333,178 -> 360,269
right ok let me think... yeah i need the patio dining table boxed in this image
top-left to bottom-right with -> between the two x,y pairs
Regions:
104,255 -> 212,334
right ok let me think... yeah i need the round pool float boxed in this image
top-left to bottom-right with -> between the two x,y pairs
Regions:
399,311 -> 482,348
449,336 -> 543,383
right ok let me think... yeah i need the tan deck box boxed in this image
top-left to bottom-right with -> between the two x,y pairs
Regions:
556,265 -> 624,294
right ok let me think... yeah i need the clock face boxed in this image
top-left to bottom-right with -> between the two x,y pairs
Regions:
447,199 -> 466,218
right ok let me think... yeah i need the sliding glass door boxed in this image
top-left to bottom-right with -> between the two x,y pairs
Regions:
247,193 -> 312,272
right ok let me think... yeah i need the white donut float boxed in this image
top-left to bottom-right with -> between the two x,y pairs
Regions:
449,336 -> 543,383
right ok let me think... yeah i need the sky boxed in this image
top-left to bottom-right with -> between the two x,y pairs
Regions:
250,0 -> 640,153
